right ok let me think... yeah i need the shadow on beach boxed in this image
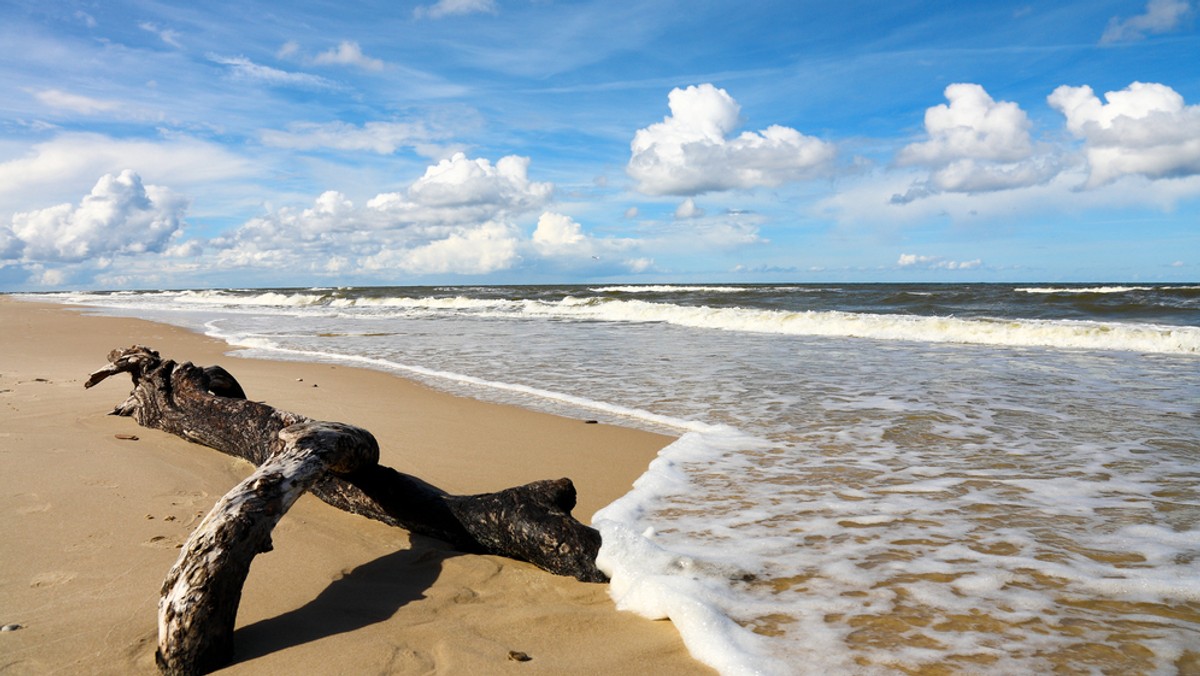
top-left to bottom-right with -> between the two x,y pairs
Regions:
231,536 -> 459,664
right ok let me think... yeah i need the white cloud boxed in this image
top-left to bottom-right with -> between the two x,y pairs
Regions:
1100,0 -> 1192,43
1048,81 -> 1200,187
414,0 -> 498,19
625,257 -> 654,273
223,190 -> 361,248
628,84 -> 835,196
0,133 -> 253,217
34,89 -> 119,115
898,84 -> 1035,165
4,171 -> 187,263
530,211 -> 643,263
371,152 -> 552,217
260,121 -> 437,155
674,198 -> 705,219
74,11 -> 97,28
211,153 -> 553,277
313,41 -> 385,71
277,41 -> 301,59
34,266 -> 68,286
362,221 -> 519,274
532,212 -> 587,256
898,253 -> 982,270
893,83 -> 1059,201
207,54 -> 339,90
138,22 -> 183,49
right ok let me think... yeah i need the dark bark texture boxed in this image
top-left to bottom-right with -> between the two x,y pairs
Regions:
85,346 -> 607,675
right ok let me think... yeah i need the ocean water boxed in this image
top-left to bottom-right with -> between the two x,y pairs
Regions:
27,284 -> 1200,674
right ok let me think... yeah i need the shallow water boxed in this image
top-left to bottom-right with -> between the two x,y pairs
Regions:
29,284 -> 1200,674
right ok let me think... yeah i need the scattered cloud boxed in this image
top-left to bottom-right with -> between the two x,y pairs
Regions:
0,133 -> 254,216
74,10 -> 97,28
33,89 -> 120,115
138,21 -> 183,49
259,120 -> 441,155
674,197 -> 705,219
414,0 -> 498,20
625,257 -> 654,273
532,211 -> 588,257
1100,0 -> 1192,44
277,41 -> 301,59
207,54 -> 340,90
1048,81 -> 1200,187
312,41 -> 385,71
209,153 -> 553,277
362,221 -> 520,274
892,83 -> 1059,203
530,211 -> 639,263
897,254 -> 982,270
370,152 -> 552,217
628,84 -> 835,196
4,171 -> 187,263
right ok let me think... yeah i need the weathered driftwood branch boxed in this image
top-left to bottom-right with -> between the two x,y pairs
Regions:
156,421 -> 379,675
85,346 -> 606,673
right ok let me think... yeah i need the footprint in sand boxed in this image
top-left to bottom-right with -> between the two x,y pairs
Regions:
30,571 -> 77,588
16,502 -> 52,515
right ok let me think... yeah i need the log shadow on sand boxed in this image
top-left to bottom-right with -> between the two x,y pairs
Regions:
232,536 -> 459,663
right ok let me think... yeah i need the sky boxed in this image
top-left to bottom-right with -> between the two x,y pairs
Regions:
1,0 -> 1198,290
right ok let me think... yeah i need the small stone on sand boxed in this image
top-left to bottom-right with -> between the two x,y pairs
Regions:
115,433 -> 139,441
507,650 -> 531,662
1,623 -> 23,632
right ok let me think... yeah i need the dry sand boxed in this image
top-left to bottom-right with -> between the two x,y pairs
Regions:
0,297 -> 711,675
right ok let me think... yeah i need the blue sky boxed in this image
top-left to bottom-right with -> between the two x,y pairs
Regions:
1,0 -> 1198,289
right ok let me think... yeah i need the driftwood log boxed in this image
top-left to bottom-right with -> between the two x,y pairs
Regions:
85,346 -> 605,675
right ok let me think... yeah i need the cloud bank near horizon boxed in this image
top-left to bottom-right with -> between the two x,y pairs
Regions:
4,77 -> 1199,288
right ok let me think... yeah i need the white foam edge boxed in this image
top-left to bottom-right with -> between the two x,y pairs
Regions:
202,321 -> 722,436
592,518 -> 788,676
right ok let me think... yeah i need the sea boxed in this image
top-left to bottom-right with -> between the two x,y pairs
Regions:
24,283 -> 1200,675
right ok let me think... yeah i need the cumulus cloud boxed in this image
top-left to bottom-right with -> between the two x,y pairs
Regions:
4,170 -> 187,263
893,83 -> 1059,202
1100,0 -> 1192,43
674,198 -> 705,219
260,121 -> 438,155
414,0 -> 497,19
313,41 -> 385,71
1047,81 -> 1200,187
529,212 -> 647,271
532,212 -> 587,257
362,221 -> 519,274
212,153 -> 553,277
627,84 -> 835,195
0,133 -> 253,218
370,152 -> 552,219
221,190 -> 361,250
897,253 -> 982,270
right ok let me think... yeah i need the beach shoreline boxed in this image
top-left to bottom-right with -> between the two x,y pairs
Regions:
0,296 -> 708,675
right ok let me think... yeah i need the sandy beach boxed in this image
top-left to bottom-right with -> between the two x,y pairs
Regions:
0,297 -> 710,675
